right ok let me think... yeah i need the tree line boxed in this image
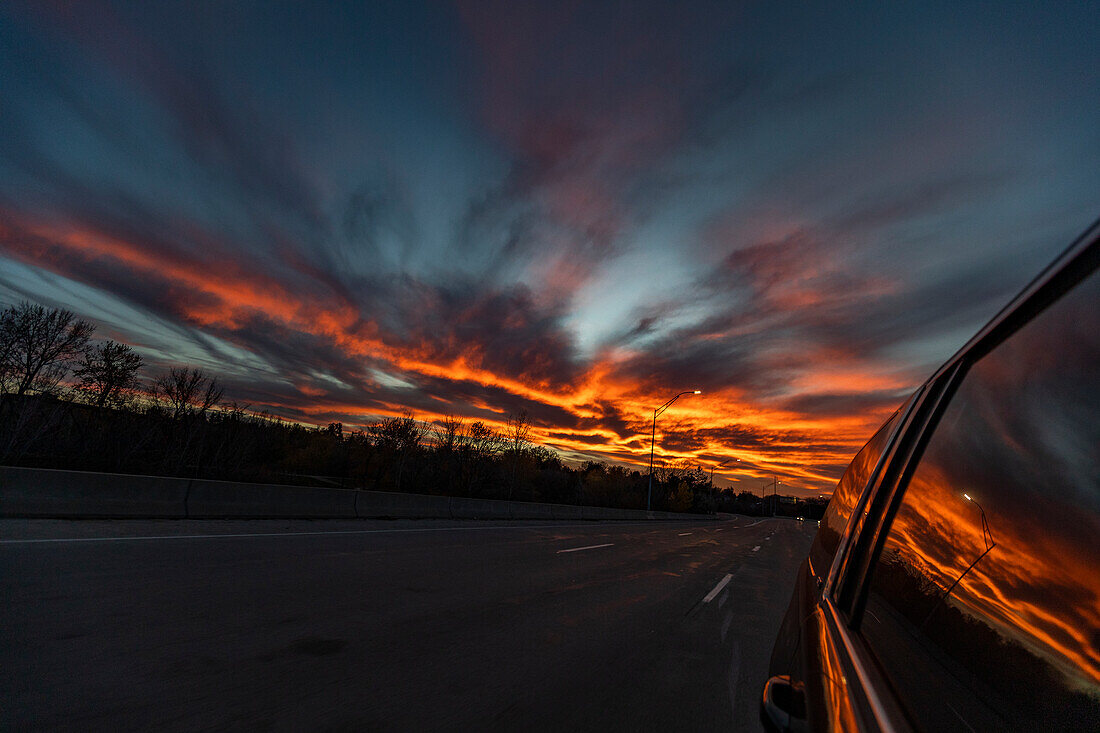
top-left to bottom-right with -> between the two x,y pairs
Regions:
1,300 -> 824,516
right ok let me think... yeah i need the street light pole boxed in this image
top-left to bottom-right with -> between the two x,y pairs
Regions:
921,493 -> 997,627
759,476 -> 780,516
708,457 -> 739,485
963,493 -> 995,551
647,390 -> 701,511
708,458 -> 737,514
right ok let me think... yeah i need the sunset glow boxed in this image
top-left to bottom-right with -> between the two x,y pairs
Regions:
2,2 -> 1098,496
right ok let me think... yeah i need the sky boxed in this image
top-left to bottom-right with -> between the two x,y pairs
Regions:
1,1 -> 1097,497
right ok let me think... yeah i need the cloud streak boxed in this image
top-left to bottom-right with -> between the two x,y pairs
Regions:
1,1 -> 1098,495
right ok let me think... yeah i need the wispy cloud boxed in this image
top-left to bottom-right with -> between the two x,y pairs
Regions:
1,1 -> 1097,495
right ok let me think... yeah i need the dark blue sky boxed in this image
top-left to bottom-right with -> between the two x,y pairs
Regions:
1,1 -> 1097,494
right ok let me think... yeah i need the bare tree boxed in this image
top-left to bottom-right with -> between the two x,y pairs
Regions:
153,367 -> 223,419
432,414 -> 465,453
457,420 -> 503,495
505,409 -> 531,498
0,301 -> 94,395
505,409 -> 531,456
369,411 -> 425,491
75,340 -> 144,408
0,310 -> 13,393
461,420 -> 503,458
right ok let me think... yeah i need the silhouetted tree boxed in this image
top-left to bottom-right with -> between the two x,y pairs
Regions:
368,411 -> 425,492
462,420 -> 502,457
432,414 -> 465,453
1,305 -> 719,512
153,367 -> 223,419
505,409 -> 531,498
458,420 -> 502,495
0,301 -> 94,396
75,340 -> 144,408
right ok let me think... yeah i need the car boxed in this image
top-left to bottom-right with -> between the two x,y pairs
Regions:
761,219 -> 1100,733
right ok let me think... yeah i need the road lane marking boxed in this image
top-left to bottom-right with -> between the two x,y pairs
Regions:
947,703 -> 978,733
678,532 -> 692,536
0,523 -> 662,545
727,640 -> 742,719
702,573 -> 733,603
741,519 -> 766,528
721,611 -> 733,641
556,543 -> 614,554
752,545 -> 761,552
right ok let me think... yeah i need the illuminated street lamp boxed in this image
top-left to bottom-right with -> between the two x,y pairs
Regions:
647,390 -> 701,511
709,457 -> 739,484
709,458 -> 738,514
964,493 -> 995,551
760,477 -> 780,516
921,493 -> 998,627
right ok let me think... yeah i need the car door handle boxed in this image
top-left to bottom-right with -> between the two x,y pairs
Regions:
761,675 -> 809,733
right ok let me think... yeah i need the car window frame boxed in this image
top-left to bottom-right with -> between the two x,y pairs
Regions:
819,388 -> 920,598
816,218 -> 1100,733
845,219 -> 1099,629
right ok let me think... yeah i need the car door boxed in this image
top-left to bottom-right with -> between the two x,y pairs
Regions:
764,219 -> 1100,732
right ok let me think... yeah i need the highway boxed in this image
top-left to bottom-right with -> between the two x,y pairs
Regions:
1,516 -> 815,731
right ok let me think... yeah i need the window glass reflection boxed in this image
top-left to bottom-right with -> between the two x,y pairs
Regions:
809,409 -> 900,577
862,268 -> 1100,731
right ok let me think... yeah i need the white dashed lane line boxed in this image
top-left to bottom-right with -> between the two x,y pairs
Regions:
702,573 -> 733,603
556,543 -> 614,554
678,532 -> 693,536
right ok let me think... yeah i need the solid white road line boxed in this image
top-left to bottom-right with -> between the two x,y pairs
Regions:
702,573 -> 733,603
556,543 -> 614,554
0,523 -> 649,546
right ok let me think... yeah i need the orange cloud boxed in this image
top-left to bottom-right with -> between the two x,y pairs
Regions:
1,214 -> 904,495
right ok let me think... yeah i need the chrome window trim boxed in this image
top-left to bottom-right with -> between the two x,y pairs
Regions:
840,359 -> 966,620
821,597 -> 909,733
822,387 -> 922,599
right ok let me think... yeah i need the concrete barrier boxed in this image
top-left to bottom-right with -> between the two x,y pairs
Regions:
582,505 -> 616,520
0,466 -> 188,518
355,490 -> 452,519
550,503 -> 584,520
186,478 -> 357,518
448,496 -> 516,520
509,501 -> 555,520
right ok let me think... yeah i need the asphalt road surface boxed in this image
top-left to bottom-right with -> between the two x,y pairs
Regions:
1,516 -> 815,731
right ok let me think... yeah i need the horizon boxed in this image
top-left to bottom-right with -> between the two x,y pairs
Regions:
2,2 -> 1098,498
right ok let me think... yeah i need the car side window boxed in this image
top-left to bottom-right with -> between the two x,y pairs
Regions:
808,409 -> 901,578
859,267 -> 1100,732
